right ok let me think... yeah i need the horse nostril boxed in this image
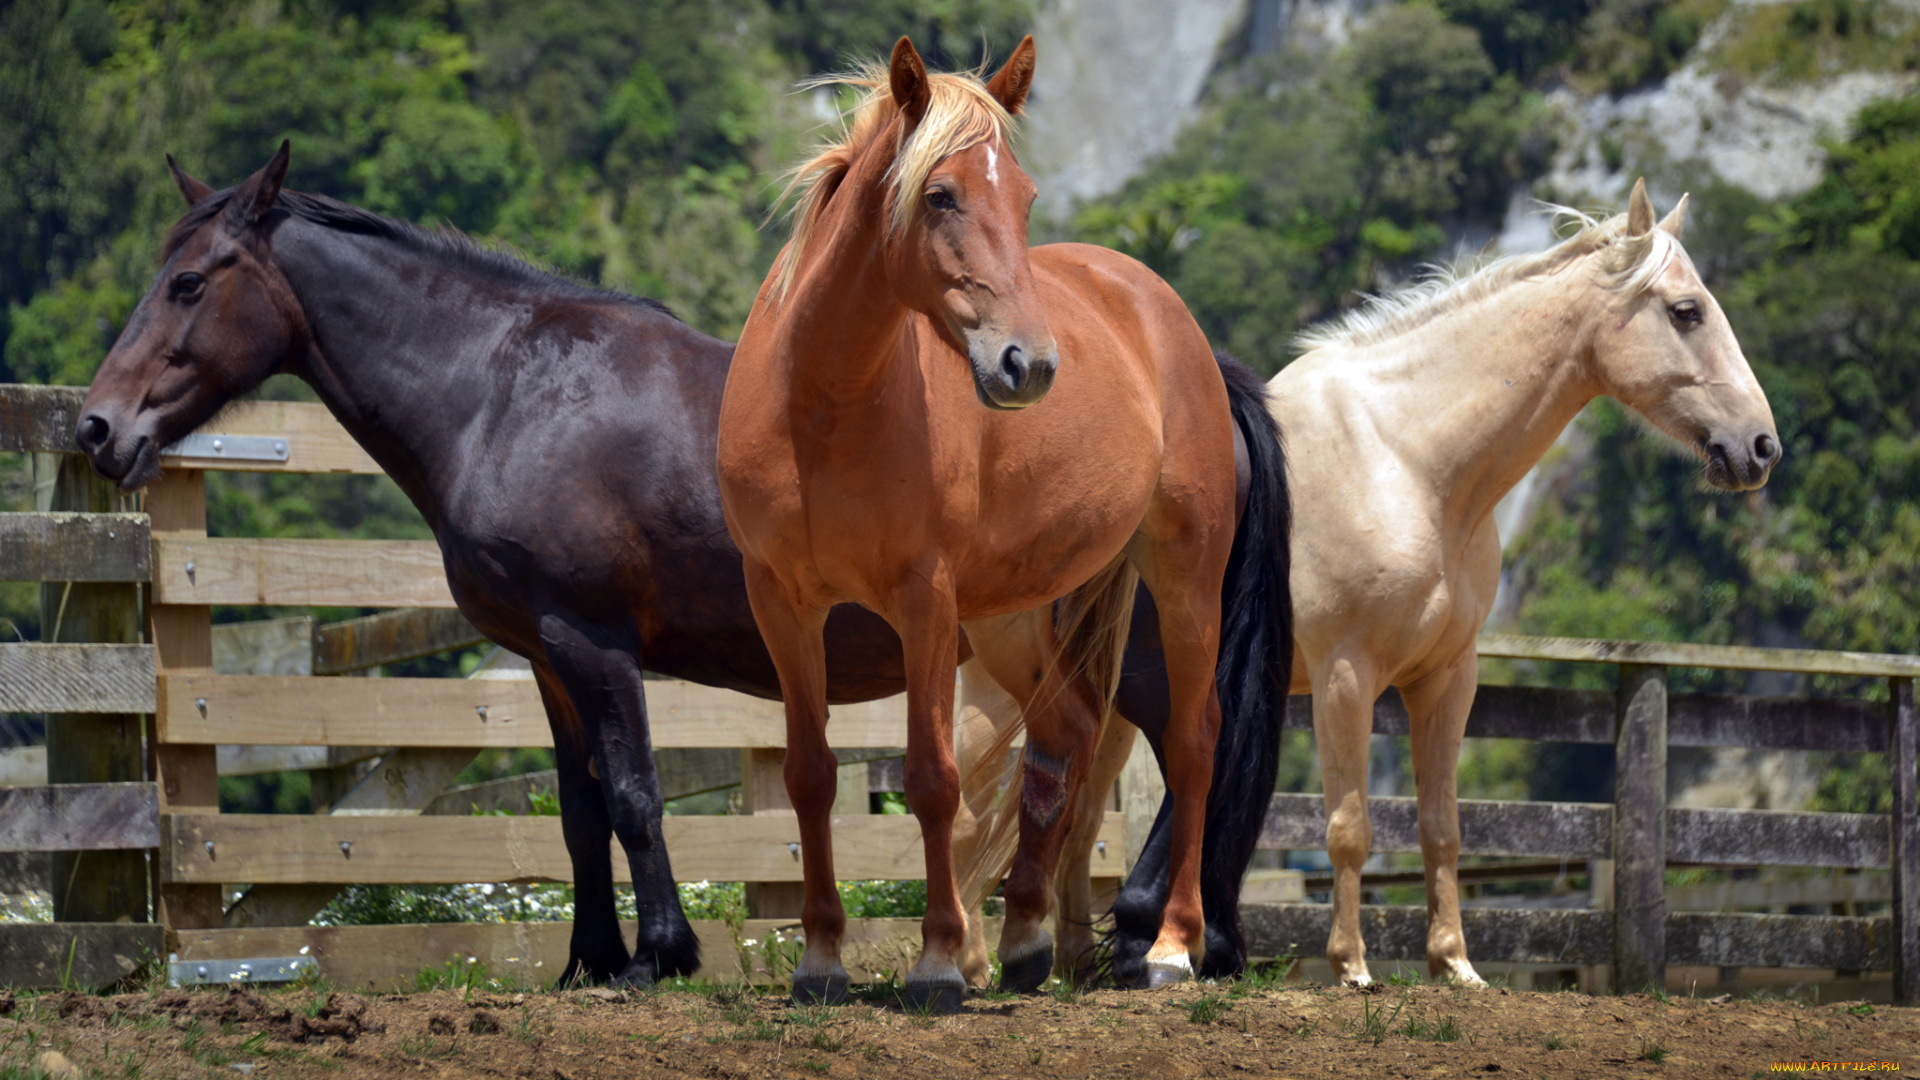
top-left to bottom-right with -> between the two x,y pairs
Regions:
78,414 -> 110,451
1753,432 -> 1778,465
998,344 -> 1027,389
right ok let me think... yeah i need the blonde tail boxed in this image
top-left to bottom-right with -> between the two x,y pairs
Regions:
953,554 -> 1139,915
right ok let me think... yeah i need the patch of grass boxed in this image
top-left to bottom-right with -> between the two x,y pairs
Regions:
1639,1036 -> 1669,1064
1232,957 -> 1297,996
1181,995 -> 1234,1025
1350,990 -> 1410,1047
861,1046 -> 882,1062
396,1035 -> 457,1060
1541,1032 -> 1570,1050
1382,967 -> 1425,987
1026,1047 -> 1045,1065
805,1029 -> 846,1053
1847,1002 -> 1875,1017
1403,1014 -> 1462,1043
798,1060 -> 829,1074
1292,1021 -> 1317,1038
1046,977 -> 1084,1004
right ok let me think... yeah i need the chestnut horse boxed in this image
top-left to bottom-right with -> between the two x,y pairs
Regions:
975,180 -> 1780,988
718,37 -> 1287,1011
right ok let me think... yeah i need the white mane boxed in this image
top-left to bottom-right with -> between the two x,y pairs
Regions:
1295,205 -> 1682,352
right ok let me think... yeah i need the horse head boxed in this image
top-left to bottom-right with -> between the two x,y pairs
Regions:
1591,178 -> 1780,491
883,36 -> 1057,410
77,142 -> 305,491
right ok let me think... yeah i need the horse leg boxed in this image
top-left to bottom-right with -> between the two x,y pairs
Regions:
1053,716 -> 1134,982
965,611 -> 1105,993
739,561 -> 847,1004
536,612 -> 699,986
1313,654 -> 1379,987
534,663 -> 631,986
1130,576 -> 1223,988
892,581 -> 968,1013
952,659 -> 1022,988
1399,655 -> 1487,987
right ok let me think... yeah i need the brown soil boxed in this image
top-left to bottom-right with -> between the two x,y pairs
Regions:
3,979 -> 1915,1079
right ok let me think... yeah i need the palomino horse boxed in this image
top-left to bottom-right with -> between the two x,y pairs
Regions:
718,37 -> 1288,1011
971,179 -> 1780,987
76,142 -> 1288,992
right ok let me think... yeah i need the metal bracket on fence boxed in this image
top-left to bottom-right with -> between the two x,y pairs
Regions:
163,434 -> 291,463
168,955 -> 317,987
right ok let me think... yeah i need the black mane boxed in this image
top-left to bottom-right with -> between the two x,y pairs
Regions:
163,187 -> 677,319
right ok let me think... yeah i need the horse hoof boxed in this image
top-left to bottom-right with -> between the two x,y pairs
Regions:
791,973 -> 850,1006
903,980 -> 966,1016
1139,961 -> 1190,990
998,945 -> 1055,995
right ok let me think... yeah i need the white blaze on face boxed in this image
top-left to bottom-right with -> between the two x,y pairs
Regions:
985,144 -> 999,185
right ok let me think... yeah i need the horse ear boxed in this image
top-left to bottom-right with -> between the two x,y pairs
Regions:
225,140 -> 291,233
986,36 -> 1036,115
1658,192 -> 1690,238
166,154 -> 214,207
890,37 -> 931,131
1627,177 -> 1655,237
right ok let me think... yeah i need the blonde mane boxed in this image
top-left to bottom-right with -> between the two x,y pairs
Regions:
1294,206 -> 1683,352
771,60 -> 1014,297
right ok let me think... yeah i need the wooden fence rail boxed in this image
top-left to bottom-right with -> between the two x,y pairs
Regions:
1,383 -> 1916,1000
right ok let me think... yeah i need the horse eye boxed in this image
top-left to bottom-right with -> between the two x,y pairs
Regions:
1670,300 -> 1701,325
173,272 -> 205,299
925,189 -> 957,212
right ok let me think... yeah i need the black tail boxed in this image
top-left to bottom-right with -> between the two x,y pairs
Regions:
1108,350 -> 1293,983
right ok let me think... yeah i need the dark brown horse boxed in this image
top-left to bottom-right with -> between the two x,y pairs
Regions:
77,141 -> 1291,992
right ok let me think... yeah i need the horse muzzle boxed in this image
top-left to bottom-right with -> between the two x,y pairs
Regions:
74,410 -> 160,492
968,336 -> 1058,411
1703,428 -> 1781,491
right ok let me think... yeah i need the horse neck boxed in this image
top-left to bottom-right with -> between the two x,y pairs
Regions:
271,220 -> 508,524
773,150 -> 919,405
1346,268 -> 1607,535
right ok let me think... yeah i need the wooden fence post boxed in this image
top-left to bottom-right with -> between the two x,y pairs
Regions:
1890,676 -> 1917,1007
1612,663 -> 1667,994
741,748 -> 802,918
146,469 -> 224,930
34,453 -> 147,924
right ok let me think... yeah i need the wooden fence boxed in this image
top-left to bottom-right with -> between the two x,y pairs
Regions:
1,383 -> 1916,1002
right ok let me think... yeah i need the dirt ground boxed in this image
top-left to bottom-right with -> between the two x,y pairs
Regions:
3,977 -> 1916,1080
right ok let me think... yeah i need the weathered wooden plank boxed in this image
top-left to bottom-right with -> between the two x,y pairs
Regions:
312,607 -> 487,674
0,923 -> 167,991
1257,793 -> 1611,859
216,744 -> 389,777
161,399 -> 381,475
1666,807 -> 1889,870
172,917 -> 1005,990
0,783 -> 158,851
1292,685 -> 1891,752
1670,692 -> 1888,752
146,468 -> 223,932
0,512 -> 149,582
1891,677 -> 1918,1005
1613,664 -> 1668,993
225,748 -> 480,929
151,537 -> 454,607
0,644 -> 155,713
162,810 -> 1124,885
1666,872 -> 1891,911
1478,633 -> 1920,679
1667,913 -> 1890,970
1238,903 -> 1613,966
0,851 -> 48,893
213,615 -> 315,676
157,674 -> 914,749
0,385 -> 84,453
0,747 -> 46,787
